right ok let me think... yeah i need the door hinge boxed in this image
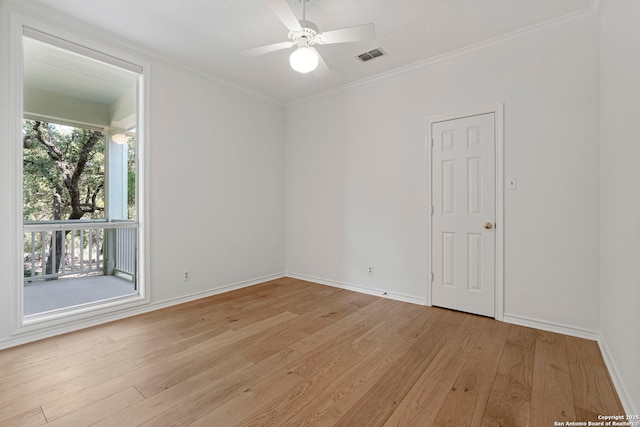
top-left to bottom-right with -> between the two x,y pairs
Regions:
430,272 -> 434,283
431,138 -> 434,148
429,205 -> 434,215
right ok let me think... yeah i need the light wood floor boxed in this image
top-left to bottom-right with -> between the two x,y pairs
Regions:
0,277 -> 624,426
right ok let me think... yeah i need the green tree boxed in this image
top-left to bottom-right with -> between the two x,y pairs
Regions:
23,120 -> 105,275
127,135 -> 137,220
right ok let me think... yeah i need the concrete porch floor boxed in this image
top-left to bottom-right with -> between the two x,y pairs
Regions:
24,275 -> 136,316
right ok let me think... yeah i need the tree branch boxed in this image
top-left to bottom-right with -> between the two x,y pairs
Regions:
33,121 -> 65,163
79,183 -> 104,213
71,131 -> 102,185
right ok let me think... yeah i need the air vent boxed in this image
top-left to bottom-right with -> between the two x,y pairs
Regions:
357,48 -> 385,62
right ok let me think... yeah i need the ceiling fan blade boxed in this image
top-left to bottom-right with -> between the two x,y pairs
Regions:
265,0 -> 302,32
311,47 -> 330,77
241,41 -> 294,57
318,23 -> 376,45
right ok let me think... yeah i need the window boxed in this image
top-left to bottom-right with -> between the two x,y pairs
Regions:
16,26 -> 148,325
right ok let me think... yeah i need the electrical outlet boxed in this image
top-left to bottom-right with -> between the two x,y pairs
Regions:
183,270 -> 190,281
368,266 -> 374,275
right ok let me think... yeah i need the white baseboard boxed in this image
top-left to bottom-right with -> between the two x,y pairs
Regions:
597,335 -> 638,416
502,313 -> 600,341
143,272 -> 286,313
0,272 -> 286,350
285,272 -> 427,306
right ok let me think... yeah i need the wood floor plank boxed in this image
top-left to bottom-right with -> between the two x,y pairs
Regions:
0,338 -> 59,372
0,321 -> 238,420
384,314 -> 492,427
238,338 -> 384,426
433,320 -> 511,427
89,357 -> 255,426
279,286 -> 376,317
480,325 -> 536,427
386,303 -> 446,340
39,362 -> 165,421
133,311 -> 299,398
0,278 -> 625,426
293,290 -> 383,337
266,334 -> 417,426
2,316 -> 257,422
0,333 -> 121,388
530,330 -> 577,426
0,305 -> 234,393
0,407 -> 46,427
188,367 -> 306,427
334,319 -> 460,427
290,301 -> 387,356
137,348 -> 306,426
565,335 -> 624,417
44,387 -> 144,427
97,313 -> 307,426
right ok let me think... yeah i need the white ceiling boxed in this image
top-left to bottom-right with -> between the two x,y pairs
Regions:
22,0 -> 593,103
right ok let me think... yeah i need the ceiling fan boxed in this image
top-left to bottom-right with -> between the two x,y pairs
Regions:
242,0 -> 376,74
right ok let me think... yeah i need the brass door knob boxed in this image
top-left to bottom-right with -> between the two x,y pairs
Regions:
484,222 -> 493,230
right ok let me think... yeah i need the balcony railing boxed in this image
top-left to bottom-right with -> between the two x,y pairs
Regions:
23,220 -> 137,284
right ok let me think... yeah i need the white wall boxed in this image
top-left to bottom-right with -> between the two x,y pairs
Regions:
0,0 -> 286,346
148,63 -> 286,303
286,16 -> 601,333
600,0 -> 640,415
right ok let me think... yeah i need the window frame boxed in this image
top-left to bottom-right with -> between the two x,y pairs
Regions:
9,12 -> 151,335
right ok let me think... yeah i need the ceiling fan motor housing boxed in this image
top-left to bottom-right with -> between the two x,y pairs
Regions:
288,20 -> 320,46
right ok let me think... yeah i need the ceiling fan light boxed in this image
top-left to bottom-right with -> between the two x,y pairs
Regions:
289,46 -> 318,73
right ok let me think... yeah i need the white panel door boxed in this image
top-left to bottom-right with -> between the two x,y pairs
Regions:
431,113 -> 495,317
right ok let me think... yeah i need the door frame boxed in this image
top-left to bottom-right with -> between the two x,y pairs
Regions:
426,104 -> 504,320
